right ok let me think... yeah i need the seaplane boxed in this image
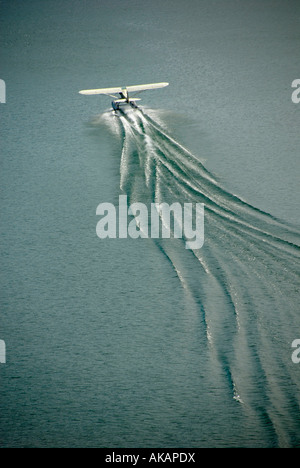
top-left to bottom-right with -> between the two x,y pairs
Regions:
79,82 -> 169,111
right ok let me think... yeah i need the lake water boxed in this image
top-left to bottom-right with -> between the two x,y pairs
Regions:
0,0 -> 300,448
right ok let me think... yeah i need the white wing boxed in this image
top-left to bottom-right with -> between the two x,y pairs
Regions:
125,82 -> 169,93
79,87 -> 124,96
79,82 -> 169,96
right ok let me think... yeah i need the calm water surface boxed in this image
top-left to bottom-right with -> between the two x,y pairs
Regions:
0,0 -> 300,447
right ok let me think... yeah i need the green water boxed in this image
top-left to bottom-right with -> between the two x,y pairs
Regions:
0,0 -> 299,448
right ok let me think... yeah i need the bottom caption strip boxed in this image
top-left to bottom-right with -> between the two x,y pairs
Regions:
104,451 -> 196,465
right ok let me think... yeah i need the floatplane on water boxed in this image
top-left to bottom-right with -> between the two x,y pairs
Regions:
79,82 -> 169,111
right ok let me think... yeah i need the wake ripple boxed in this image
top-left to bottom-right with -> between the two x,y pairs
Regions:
94,107 -> 300,447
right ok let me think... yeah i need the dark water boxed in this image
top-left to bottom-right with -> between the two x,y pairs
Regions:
0,0 -> 300,448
